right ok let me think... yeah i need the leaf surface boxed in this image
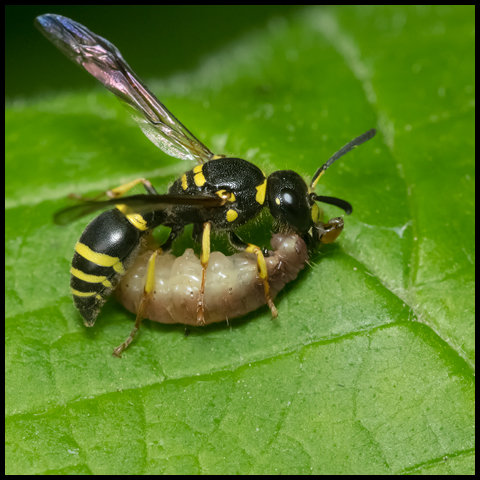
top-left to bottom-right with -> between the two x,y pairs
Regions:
5,5 -> 474,474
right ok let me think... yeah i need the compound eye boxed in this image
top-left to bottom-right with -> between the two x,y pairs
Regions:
278,188 -> 311,233
267,170 -> 311,233
281,188 -> 297,208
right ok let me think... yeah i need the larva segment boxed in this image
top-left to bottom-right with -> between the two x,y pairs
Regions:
116,233 -> 309,326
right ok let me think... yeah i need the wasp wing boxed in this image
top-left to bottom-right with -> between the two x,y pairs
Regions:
35,14 -> 214,164
54,193 -> 224,225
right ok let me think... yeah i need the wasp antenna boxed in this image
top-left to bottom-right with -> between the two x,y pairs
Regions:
310,128 -> 376,190
312,194 -> 353,215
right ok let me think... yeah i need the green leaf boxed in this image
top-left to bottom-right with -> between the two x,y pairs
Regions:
5,6 -> 474,475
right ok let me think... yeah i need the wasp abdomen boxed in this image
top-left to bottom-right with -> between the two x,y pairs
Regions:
116,233 -> 309,326
70,209 -> 144,326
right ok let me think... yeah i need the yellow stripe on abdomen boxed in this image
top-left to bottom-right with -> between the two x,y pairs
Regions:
75,242 -> 125,274
70,267 -> 113,288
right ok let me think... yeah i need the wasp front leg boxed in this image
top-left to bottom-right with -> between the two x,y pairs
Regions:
228,231 -> 278,319
196,222 -> 212,326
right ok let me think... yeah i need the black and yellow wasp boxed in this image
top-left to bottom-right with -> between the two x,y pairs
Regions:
36,14 -> 376,356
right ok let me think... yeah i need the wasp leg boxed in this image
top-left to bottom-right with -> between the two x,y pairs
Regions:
112,249 -> 159,357
228,231 -> 278,319
196,222 -> 211,326
69,178 -> 158,202
107,178 -> 158,198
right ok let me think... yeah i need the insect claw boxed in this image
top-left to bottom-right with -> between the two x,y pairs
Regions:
268,299 -> 278,319
112,347 -> 123,358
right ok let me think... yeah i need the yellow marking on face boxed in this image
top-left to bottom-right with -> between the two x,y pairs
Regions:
311,203 -> 321,222
255,179 -> 267,205
216,189 -> 236,202
275,197 -> 281,205
71,288 -> 97,298
193,164 -> 206,187
212,154 -> 226,160
226,209 -> 238,222
181,174 -> 188,190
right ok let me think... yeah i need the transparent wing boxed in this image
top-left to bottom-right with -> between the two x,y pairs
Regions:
54,193 -> 225,225
35,14 -> 214,163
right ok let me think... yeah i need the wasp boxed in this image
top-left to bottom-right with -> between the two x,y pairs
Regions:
35,14 -> 376,356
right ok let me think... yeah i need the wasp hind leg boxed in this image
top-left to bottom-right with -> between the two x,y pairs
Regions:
70,178 -> 158,202
196,222 -> 211,326
106,178 -> 158,198
228,231 -> 278,319
112,249 -> 159,357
